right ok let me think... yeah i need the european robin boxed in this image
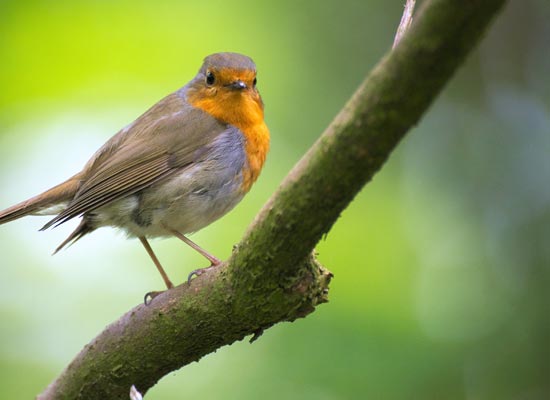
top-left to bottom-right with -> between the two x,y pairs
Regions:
0,52 -> 270,291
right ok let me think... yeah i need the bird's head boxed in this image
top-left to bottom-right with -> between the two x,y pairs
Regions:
187,52 -> 264,128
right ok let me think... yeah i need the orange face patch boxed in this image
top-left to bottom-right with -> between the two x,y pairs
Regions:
211,68 -> 257,88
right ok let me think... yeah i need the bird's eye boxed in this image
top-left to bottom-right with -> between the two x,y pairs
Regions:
253,77 -> 257,87
206,71 -> 215,85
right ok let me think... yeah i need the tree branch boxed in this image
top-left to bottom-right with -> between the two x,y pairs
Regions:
38,0 -> 507,398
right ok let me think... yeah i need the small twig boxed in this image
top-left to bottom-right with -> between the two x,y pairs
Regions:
130,385 -> 143,400
393,0 -> 416,48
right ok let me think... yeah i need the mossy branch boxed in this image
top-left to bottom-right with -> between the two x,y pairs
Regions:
38,0 -> 507,398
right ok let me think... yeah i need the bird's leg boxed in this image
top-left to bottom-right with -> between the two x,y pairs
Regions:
162,225 -> 221,283
166,228 -> 221,265
139,237 -> 174,304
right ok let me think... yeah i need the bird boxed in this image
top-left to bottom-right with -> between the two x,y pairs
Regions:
0,52 -> 270,292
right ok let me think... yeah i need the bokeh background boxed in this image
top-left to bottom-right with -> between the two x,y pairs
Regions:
1,0 -> 549,398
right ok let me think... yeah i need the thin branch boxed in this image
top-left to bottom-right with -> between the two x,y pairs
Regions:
393,0 -> 416,48
38,0 -> 507,398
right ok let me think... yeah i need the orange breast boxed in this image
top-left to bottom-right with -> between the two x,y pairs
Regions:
239,121 -> 270,192
188,88 -> 270,193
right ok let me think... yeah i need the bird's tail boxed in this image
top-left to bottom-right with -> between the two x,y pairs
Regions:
52,218 -> 93,254
0,174 -> 81,225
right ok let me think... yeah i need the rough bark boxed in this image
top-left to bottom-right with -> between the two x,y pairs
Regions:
38,0 -> 507,398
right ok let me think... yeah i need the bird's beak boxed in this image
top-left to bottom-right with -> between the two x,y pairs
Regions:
226,80 -> 247,90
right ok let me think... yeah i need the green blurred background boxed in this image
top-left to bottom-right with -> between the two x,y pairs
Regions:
1,0 -> 549,398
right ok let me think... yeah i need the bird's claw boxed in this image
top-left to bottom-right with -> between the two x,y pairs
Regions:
144,290 -> 165,305
187,265 -> 217,284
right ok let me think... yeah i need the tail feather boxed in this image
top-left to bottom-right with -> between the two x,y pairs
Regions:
0,175 -> 81,225
53,218 -> 94,254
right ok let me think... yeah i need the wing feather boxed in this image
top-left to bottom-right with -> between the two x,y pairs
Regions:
42,154 -> 177,229
41,91 -> 227,230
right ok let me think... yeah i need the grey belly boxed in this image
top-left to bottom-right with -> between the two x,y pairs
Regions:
89,125 -> 248,238
93,163 -> 245,238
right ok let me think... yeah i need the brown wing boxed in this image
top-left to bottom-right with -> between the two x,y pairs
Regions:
41,91 -> 226,230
